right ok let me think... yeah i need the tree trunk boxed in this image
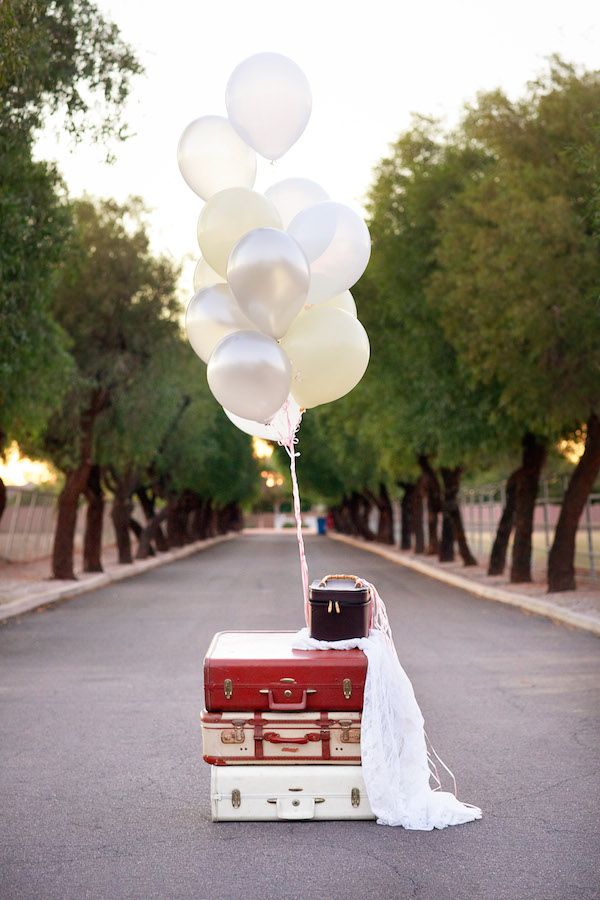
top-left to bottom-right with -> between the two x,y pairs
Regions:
510,433 -> 547,583
438,467 -> 455,563
136,508 -> 168,560
136,487 -> 168,552
167,496 -> 188,547
398,482 -> 414,550
548,413 -> 600,592
111,483 -> 133,564
83,464 -> 104,573
0,475 -> 6,525
52,464 -> 91,579
412,478 -> 425,554
349,491 -> 375,541
418,455 -> 441,555
488,471 -> 518,576
439,467 -> 476,565
375,484 -> 395,544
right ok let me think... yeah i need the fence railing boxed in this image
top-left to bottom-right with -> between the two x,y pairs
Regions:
0,487 -> 118,563
460,477 -> 599,580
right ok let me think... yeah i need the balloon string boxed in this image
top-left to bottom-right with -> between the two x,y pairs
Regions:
287,438 -> 310,624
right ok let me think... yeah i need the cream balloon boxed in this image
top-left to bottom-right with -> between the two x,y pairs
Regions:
223,396 -> 301,440
226,53 -> 312,161
197,187 -> 282,277
177,115 -> 256,200
192,257 -> 225,293
207,330 -> 292,422
227,228 -> 310,339
288,201 -> 371,304
265,178 -> 329,229
185,284 -> 257,364
297,290 -> 357,321
281,307 -> 370,408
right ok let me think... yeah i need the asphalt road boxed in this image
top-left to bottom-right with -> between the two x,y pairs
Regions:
1,534 -> 599,900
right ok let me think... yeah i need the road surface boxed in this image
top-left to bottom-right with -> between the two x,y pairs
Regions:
1,535 -> 599,900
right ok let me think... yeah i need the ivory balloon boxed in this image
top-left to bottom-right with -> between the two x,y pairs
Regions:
288,202 -> 371,304
193,257 -> 225,292
226,53 -> 312,161
207,330 -> 292,421
298,290 -> 357,320
224,396 -> 301,441
265,178 -> 329,229
281,307 -> 370,408
197,187 -> 282,277
177,115 -> 256,200
185,284 -> 257,364
227,228 -> 310,339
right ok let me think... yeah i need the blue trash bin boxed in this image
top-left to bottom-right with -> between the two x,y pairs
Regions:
317,516 -> 327,535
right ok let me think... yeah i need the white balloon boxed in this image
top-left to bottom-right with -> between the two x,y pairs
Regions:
224,396 -> 301,441
265,178 -> 329,229
177,115 -> 256,200
227,228 -> 310,339
193,257 -> 225,293
288,202 -> 371,304
207,331 -> 292,422
185,284 -> 257,364
226,53 -> 312,161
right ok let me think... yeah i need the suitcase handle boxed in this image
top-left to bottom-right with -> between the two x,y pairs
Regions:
318,574 -> 365,588
261,688 -> 317,710
263,731 -> 321,745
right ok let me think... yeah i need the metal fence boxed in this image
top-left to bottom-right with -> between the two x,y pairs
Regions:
0,486 -> 118,563
461,476 -> 599,580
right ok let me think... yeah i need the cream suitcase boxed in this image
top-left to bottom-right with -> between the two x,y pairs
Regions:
210,765 -> 374,821
201,709 -> 361,765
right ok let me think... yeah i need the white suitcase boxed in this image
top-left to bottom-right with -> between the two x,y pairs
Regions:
210,765 -> 374,821
201,709 -> 361,765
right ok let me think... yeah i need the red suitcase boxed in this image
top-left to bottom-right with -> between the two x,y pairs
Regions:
204,631 -> 367,713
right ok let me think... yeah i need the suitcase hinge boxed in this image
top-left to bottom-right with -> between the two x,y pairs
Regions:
223,678 -> 233,700
231,789 -> 241,808
351,788 -> 361,808
343,678 -> 352,700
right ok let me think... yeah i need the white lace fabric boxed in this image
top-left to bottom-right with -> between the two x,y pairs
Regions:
292,583 -> 482,830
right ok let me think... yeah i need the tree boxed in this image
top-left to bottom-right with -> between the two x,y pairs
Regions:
0,0 -> 142,517
38,197 -> 181,579
430,58 -> 600,588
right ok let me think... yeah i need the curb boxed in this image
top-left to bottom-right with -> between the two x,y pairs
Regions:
328,533 -> 600,638
0,534 -> 237,623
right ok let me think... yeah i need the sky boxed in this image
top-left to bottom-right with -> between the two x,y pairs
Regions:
35,0 -> 599,299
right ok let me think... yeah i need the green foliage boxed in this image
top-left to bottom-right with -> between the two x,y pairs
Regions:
0,0 -> 143,142
0,128 -> 73,447
430,58 -> 600,435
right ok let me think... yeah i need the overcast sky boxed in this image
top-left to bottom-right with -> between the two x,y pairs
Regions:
34,0 -> 599,298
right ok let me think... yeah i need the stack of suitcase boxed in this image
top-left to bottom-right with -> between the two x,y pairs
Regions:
202,627 -> 375,821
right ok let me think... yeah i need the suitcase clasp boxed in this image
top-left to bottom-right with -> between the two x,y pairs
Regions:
327,600 -> 341,614
351,788 -> 361,808
338,720 -> 360,743
231,789 -> 241,809
221,720 -> 246,744
223,678 -> 233,700
342,678 -> 352,700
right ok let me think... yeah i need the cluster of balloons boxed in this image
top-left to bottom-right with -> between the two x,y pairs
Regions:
178,52 -> 371,436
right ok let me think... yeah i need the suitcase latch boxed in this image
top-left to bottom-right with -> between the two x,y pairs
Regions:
338,720 -> 360,743
343,678 -> 352,700
223,678 -> 233,700
221,720 -> 246,744
351,788 -> 361,808
231,789 -> 241,808
327,600 -> 341,614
